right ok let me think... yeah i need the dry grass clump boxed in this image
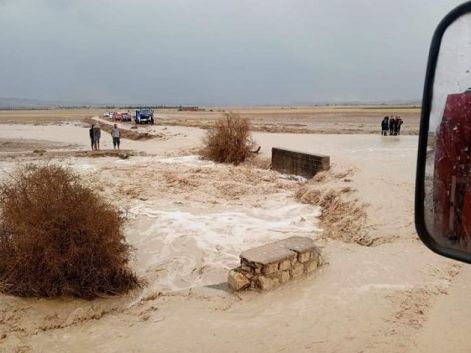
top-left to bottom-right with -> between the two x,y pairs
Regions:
201,112 -> 255,164
295,185 -> 372,246
243,156 -> 271,170
0,165 -> 139,298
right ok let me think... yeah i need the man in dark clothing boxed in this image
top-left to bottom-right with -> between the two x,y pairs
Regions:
381,116 -> 389,136
389,117 -> 396,136
93,125 -> 101,150
89,124 -> 95,150
393,116 -> 398,135
396,117 -> 403,135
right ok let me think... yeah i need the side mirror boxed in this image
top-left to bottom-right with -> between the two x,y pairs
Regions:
416,1 -> 471,263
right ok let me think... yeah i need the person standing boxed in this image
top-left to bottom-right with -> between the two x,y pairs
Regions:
93,125 -> 101,150
112,123 -> 121,150
389,117 -> 396,136
396,117 -> 403,135
381,116 -> 389,136
89,124 -> 95,150
393,116 -> 398,135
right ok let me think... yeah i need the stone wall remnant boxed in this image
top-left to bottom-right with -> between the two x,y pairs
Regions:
228,236 -> 321,291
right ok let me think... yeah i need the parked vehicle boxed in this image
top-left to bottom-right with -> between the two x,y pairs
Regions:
103,112 -> 112,119
135,108 -> 154,124
121,112 -> 131,122
112,112 -> 131,122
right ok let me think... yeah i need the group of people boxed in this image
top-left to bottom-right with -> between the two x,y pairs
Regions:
381,116 -> 404,136
89,123 -> 121,151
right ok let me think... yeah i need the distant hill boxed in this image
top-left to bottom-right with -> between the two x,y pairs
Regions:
0,97 -> 106,109
0,97 -> 422,110
0,97 -> 60,109
312,99 -> 421,107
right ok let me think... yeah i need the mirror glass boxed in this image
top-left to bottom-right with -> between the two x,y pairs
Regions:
425,13 -> 471,251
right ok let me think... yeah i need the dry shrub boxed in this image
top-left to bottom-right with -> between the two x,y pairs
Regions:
296,186 -> 373,246
0,165 -> 139,298
201,112 -> 255,164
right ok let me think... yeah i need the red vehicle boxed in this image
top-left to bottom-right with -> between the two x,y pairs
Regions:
112,111 -> 131,122
433,89 -> 471,244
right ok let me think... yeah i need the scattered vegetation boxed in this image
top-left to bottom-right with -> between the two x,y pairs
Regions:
0,165 -> 139,298
201,112 -> 255,165
295,176 -> 373,246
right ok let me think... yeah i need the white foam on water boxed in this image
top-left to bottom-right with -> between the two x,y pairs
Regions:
278,174 -> 307,182
69,161 -> 97,172
156,155 -> 209,166
127,195 -> 320,292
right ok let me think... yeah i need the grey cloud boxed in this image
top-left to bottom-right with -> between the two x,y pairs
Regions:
0,0 -> 466,105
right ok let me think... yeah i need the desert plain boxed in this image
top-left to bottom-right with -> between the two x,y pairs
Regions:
0,106 -> 469,353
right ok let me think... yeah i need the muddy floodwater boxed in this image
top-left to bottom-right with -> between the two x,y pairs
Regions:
0,112 -> 468,353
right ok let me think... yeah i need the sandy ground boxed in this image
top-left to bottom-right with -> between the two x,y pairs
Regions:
0,106 -> 420,135
0,109 -> 104,124
155,106 -> 420,135
0,110 -> 467,353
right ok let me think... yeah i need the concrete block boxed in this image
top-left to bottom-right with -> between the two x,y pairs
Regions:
272,148 -> 330,178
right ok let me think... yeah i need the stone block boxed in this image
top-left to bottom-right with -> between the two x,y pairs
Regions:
290,263 -> 304,279
279,270 -> 290,284
256,276 -> 279,291
241,243 -> 296,266
263,262 -> 279,275
240,262 -> 253,273
229,237 -> 321,292
310,250 -> 320,263
283,236 -> 318,254
228,270 -> 250,291
298,251 -> 311,263
304,260 -> 318,273
241,259 -> 262,274
272,148 -> 330,178
279,258 -> 292,271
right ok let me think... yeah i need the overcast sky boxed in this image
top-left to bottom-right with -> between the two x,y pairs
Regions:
0,0 -> 465,105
